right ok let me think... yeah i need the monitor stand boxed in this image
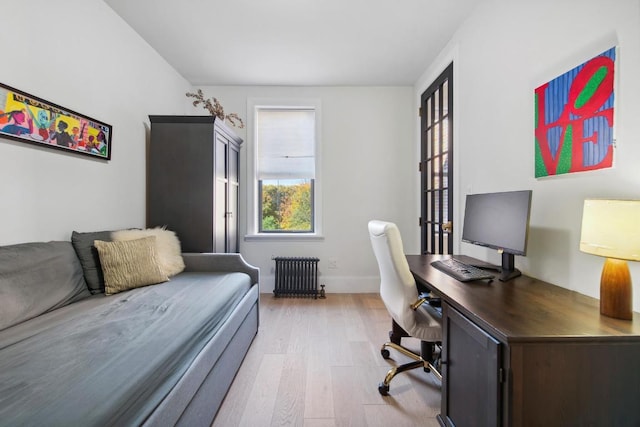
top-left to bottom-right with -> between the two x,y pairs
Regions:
499,252 -> 521,281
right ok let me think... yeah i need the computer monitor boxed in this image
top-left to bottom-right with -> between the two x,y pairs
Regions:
461,190 -> 532,281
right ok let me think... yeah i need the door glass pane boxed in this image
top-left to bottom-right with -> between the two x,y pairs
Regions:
433,125 -> 440,156
443,80 -> 449,114
443,189 -> 449,222
442,118 -> 449,154
443,153 -> 449,188
427,100 -> 432,127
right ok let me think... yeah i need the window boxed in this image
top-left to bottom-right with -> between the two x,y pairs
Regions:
250,103 -> 320,237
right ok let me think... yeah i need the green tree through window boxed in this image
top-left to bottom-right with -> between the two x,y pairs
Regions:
260,179 -> 313,232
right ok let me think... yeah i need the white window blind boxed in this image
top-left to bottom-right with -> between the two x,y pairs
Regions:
257,108 -> 316,180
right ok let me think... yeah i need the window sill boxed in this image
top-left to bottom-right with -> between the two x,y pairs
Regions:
244,233 -> 325,242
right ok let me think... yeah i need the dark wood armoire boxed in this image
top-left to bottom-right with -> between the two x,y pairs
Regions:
148,115 -> 242,253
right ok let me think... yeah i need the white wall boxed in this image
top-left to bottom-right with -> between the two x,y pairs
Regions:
194,86 -> 414,293
0,0 -> 191,245
5,0 -> 637,309
416,0 -> 640,310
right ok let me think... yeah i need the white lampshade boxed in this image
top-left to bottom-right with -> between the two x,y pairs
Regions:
580,199 -> 640,261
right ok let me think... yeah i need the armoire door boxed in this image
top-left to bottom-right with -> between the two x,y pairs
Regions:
148,115 -> 242,254
214,132 -> 228,253
227,142 -> 240,252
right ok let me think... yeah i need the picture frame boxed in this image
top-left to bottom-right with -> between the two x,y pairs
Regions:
0,82 -> 112,160
534,47 -> 616,178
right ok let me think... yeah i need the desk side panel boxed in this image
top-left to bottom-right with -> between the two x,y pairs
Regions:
510,340 -> 640,426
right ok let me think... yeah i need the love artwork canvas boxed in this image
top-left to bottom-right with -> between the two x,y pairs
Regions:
534,47 -> 615,178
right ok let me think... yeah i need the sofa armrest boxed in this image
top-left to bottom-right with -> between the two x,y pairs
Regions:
182,253 -> 260,286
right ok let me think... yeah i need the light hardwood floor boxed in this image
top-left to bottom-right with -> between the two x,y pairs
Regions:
212,293 -> 441,427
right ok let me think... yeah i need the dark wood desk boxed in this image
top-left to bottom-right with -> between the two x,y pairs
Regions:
407,254 -> 640,427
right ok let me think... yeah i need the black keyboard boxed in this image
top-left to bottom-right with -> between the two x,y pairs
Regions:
431,258 -> 495,282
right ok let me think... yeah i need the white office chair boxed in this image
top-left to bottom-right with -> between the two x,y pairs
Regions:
368,220 -> 442,395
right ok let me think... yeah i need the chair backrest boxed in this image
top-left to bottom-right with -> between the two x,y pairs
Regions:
368,220 -> 420,334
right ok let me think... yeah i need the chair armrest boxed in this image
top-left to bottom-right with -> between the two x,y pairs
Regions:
182,253 -> 260,286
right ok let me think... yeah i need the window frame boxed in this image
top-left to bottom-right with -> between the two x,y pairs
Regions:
245,98 -> 323,241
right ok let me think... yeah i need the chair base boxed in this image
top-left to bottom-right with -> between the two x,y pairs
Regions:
378,341 -> 441,396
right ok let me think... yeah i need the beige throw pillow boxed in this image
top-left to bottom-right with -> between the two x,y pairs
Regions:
112,227 -> 185,277
94,237 -> 169,295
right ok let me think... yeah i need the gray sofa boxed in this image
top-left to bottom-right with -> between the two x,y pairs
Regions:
0,239 -> 259,426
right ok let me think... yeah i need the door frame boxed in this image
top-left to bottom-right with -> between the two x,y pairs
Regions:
420,62 -> 454,255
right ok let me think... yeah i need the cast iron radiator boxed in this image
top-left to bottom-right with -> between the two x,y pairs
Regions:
273,257 -> 320,298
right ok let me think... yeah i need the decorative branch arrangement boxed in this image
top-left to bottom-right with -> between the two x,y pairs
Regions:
185,90 -> 244,128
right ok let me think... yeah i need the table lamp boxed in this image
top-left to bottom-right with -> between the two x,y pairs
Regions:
580,199 -> 640,320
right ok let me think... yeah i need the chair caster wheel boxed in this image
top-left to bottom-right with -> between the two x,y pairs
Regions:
378,383 -> 389,396
381,349 -> 390,359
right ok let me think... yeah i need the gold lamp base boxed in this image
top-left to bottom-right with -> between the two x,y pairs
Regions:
600,258 -> 633,320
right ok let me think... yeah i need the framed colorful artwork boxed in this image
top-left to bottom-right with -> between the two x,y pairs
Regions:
534,47 -> 615,178
0,82 -> 112,160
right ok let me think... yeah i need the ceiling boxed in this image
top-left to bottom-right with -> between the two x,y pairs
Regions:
104,0 -> 482,86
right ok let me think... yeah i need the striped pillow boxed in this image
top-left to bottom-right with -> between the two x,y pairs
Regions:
94,237 -> 168,295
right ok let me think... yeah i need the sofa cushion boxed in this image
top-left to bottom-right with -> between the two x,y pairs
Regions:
112,227 -> 185,277
71,230 -> 113,294
94,237 -> 169,295
0,241 -> 91,331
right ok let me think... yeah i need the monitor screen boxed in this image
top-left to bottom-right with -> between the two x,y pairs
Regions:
462,190 -> 532,256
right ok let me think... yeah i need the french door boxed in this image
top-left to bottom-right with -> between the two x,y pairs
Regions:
420,63 -> 454,255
